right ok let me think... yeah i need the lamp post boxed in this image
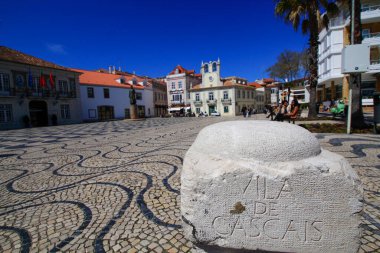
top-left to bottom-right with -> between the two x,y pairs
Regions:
347,0 -> 355,134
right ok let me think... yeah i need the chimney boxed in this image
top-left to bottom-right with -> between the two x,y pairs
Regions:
112,66 -> 116,74
108,66 -> 112,73
118,66 -> 121,72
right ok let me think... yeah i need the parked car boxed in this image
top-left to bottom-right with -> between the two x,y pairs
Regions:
210,111 -> 221,116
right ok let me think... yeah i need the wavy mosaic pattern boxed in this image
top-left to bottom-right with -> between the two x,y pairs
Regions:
0,118 -> 379,252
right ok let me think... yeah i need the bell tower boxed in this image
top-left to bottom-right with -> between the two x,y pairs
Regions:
201,58 -> 221,88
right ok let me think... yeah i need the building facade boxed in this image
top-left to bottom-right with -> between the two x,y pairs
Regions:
0,46 -> 81,130
165,65 -> 201,114
77,69 -> 154,121
318,1 -> 380,107
189,60 -> 263,116
151,79 -> 167,117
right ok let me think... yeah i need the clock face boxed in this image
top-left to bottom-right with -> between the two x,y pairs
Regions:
209,76 -> 214,82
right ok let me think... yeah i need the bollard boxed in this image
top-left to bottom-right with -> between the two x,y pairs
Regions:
181,121 -> 363,253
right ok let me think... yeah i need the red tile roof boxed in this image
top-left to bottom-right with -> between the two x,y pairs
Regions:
248,82 -> 263,88
169,65 -> 195,75
263,78 -> 275,83
0,46 -> 77,72
72,68 -> 144,89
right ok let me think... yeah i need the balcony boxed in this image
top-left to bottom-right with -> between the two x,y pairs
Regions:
363,32 -> 380,45
361,4 -> 380,23
206,99 -> 217,105
193,100 -> 202,106
57,91 -> 76,98
0,89 -> 15,97
221,98 -> 232,105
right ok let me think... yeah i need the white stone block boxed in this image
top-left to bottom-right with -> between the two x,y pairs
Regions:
181,121 -> 363,253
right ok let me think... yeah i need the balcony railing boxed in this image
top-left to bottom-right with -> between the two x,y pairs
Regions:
0,88 -> 15,96
363,32 -> 380,40
221,98 -> 232,105
371,59 -> 380,65
0,88 -> 77,98
206,99 -> 217,105
362,4 -> 380,12
193,100 -> 202,106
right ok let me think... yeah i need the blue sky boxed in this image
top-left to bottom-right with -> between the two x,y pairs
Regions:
1,0 -> 308,81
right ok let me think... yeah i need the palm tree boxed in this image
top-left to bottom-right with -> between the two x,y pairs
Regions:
275,0 -> 339,118
338,0 -> 366,128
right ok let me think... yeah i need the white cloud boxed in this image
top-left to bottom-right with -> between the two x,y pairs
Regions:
46,43 -> 66,54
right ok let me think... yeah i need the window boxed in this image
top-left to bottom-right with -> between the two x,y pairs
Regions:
237,90 -> 241,98
362,29 -> 370,39
0,104 -> 12,123
224,106 -> 229,113
187,92 -> 190,99
212,62 -> 217,72
172,94 -> 182,102
132,78 -> 137,85
58,80 -> 69,95
0,73 -> 10,92
171,82 -> 176,90
196,108 -> 200,114
223,91 -> 228,99
69,78 -> 76,96
103,88 -> 110,98
204,64 -> 209,73
208,92 -> 214,101
136,92 -> 142,100
242,90 -> 245,99
195,93 -> 200,101
178,81 -> 183,89
60,104 -> 70,119
87,87 -> 94,98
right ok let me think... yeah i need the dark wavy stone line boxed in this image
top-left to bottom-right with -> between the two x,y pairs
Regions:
0,201 -> 92,252
93,182 -> 134,253
50,201 -> 93,252
0,226 -> 31,253
132,170 -> 181,229
328,138 -> 379,147
350,144 -> 380,158
0,169 -> 28,186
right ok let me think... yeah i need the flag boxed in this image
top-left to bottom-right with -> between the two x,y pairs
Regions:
49,73 -> 54,89
28,68 -> 33,89
39,71 -> 46,88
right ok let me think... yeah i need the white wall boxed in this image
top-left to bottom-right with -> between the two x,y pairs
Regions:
80,85 -> 154,120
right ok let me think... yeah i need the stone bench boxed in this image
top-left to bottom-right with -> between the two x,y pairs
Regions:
181,121 -> 363,253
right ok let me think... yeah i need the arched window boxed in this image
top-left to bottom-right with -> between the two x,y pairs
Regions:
204,64 -> 209,73
212,62 -> 217,72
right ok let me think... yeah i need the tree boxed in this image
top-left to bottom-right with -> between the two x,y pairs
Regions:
266,50 -> 302,82
338,0 -> 366,128
275,0 -> 339,117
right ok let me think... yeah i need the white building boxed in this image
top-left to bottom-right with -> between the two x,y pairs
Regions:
76,69 -> 154,121
165,65 -> 201,115
189,60 -> 264,116
318,1 -> 380,108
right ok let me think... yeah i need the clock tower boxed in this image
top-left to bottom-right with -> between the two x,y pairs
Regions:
201,59 -> 222,88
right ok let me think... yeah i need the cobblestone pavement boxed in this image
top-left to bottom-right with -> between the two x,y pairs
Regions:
0,117 -> 379,252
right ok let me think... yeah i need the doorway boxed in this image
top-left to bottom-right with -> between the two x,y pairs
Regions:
98,106 -> 114,121
29,100 -> 48,127
209,105 -> 215,115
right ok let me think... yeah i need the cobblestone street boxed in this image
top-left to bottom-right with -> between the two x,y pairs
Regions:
0,117 -> 379,252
